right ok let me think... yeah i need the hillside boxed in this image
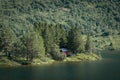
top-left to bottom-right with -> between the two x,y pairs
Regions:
0,0 -> 120,31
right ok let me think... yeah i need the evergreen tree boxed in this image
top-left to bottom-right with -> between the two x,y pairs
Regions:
0,26 -> 16,58
21,27 -> 45,61
13,38 -> 25,58
53,24 -> 61,45
43,25 -> 54,54
85,34 -> 93,53
59,24 -> 68,48
34,30 -> 45,58
68,27 -> 85,54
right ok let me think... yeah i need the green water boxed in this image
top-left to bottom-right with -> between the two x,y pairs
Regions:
0,50 -> 120,80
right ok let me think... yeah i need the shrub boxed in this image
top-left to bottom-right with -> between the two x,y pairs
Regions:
50,44 -> 66,61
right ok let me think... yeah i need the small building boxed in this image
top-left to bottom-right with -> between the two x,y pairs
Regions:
60,48 -> 72,56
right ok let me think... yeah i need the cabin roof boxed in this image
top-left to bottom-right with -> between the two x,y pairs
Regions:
60,48 -> 68,52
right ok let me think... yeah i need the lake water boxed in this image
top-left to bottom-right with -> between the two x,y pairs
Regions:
0,50 -> 120,80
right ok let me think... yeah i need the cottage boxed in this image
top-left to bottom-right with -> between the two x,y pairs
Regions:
60,48 -> 72,56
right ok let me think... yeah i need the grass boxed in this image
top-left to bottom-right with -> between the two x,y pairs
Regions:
64,53 -> 102,62
0,56 -> 20,66
32,57 -> 55,65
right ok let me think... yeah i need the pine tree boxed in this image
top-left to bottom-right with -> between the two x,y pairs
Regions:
34,31 -> 45,58
68,27 -> 85,54
21,32 -> 34,61
13,38 -> 24,58
53,24 -> 61,45
43,25 -> 54,54
34,22 -> 55,54
21,27 -> 45,61
58,24 -> 68,48
85,34 -> 93,53
0,26 -> 16,58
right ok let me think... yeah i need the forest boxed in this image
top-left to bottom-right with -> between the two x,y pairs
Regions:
0,0 -> 120,65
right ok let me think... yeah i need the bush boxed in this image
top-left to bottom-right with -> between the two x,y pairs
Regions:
50,44 -> 66,61
51,52 -> 66,61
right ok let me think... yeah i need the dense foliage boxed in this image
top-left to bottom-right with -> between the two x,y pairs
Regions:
0,0 -> 120,34
67,27 -> 85,53
0,26 -> 16,58
0,0 -> 120,64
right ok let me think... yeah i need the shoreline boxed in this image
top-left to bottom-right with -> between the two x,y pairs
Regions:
0,53 -> 102,67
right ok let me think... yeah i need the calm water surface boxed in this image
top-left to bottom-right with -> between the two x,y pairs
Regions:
0,50 -> 120,80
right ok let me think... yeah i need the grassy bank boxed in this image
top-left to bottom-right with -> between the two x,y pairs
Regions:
30,53 -> 102,66
64,53 -> 102,62
0,57 -> 21,67
31,57 -> 55,65
0,53 -> 101,66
